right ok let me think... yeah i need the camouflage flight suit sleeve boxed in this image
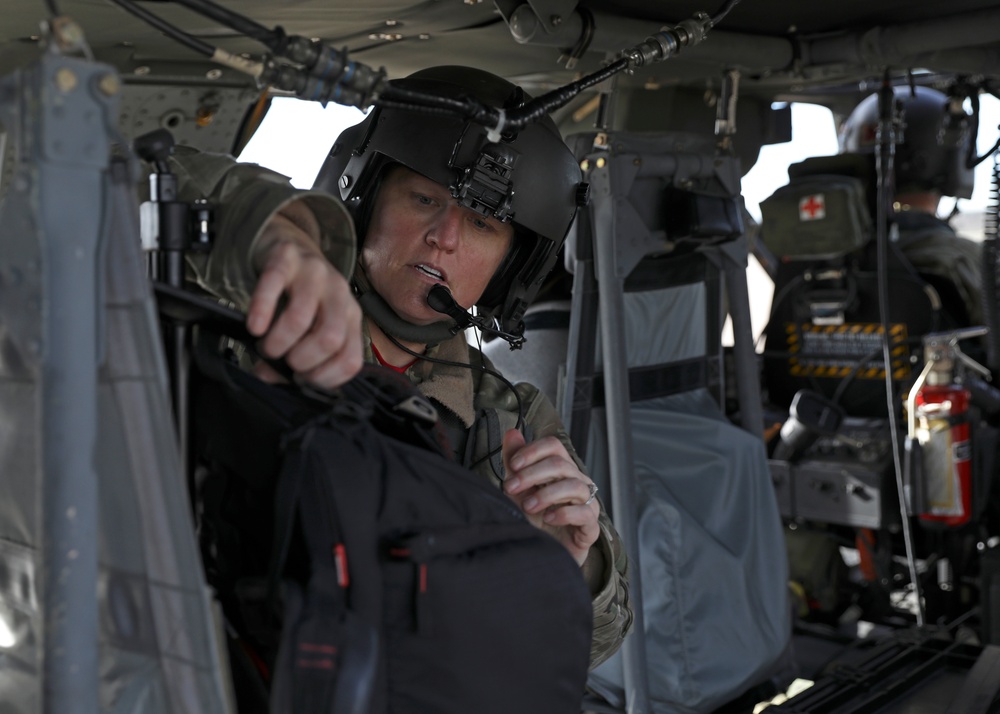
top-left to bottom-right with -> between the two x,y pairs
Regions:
522,389 -> 633,669
160,147 -> 357,306
463,356 -> 633,669
583,507 -> 633,667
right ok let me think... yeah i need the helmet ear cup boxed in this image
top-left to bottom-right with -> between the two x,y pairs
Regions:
348,161 -> 393,249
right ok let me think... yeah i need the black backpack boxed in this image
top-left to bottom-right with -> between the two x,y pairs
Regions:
188,327 -> 594,714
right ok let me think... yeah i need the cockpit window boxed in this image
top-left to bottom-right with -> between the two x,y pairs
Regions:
732,103 -> 838,346
742,103 -> 838,223
237,96 -> 366,188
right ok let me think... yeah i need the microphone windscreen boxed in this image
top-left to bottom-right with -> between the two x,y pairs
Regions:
427,284 -> 458,315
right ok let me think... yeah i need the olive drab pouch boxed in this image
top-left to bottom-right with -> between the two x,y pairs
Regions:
190,346 -> 593,714
759,174 -> 872,261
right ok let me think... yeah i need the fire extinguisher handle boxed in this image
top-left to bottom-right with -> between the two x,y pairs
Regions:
956,348 -> 992,380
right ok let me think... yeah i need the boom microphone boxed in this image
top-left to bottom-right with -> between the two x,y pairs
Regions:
427,284 -> 476,330
426,284 -> 525,348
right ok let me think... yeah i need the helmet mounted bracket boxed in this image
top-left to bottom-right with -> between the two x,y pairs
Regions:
452,140 -> 519,223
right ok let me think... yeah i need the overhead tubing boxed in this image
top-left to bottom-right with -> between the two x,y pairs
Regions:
506,6 -> 792,68
503,5 -> 1000,76
807,7 -> 1000,67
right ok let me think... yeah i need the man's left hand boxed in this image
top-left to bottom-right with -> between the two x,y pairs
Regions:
501,429 -> 600,566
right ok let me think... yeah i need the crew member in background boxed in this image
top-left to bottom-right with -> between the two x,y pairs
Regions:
839,85 -> 983,327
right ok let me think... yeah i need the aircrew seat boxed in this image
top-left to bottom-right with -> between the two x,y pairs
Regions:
491,131 -> 793,714
758,154 -> 949,421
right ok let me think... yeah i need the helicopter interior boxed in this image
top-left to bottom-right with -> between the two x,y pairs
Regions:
3,0 -> 1000,712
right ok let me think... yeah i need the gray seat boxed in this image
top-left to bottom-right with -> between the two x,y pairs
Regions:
578,275 -> 790,713
566,132 -> 790,713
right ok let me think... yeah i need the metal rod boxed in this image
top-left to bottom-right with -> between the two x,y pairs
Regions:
162,250 -> 190,472
719,239 -> 765,439
34,55 -> 110,714
591,165 -> 652,714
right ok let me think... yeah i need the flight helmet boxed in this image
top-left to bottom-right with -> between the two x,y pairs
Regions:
314,65 -> 586,343
838,85 -> 974,199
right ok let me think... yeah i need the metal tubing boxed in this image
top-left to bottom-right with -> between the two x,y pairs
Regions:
719,239 -> 765,439
34,55 -> 114,714
507,4 -> 1000,81
41,169 -> 101,714
591,165 -> 652,713
507,5 -> 793,70
807,8 -> 1000,67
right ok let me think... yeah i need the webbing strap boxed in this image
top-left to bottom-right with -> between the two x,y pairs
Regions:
591,358 -> 708,407
266,424 -> 319,604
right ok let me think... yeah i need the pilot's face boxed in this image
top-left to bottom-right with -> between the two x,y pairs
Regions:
361,165 -> 513,327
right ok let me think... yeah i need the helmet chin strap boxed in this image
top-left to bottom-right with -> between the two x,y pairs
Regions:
354,262 -> 458,346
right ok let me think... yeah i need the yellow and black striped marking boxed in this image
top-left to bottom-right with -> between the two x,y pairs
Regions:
785,322 -> 911,380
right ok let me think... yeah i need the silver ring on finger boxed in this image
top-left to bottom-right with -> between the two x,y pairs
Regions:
584,482 -> 599,506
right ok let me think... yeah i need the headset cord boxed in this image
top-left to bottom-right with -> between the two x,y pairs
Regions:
380,330 -> 527,470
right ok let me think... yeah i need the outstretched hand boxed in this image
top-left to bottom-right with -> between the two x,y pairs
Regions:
502,429 -> 600,566
247,207 -> 363,389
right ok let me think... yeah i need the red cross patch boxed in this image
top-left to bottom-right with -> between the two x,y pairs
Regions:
799,194 -> 826,221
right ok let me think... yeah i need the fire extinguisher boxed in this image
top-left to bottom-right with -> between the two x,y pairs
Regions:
905,328 -> 989,527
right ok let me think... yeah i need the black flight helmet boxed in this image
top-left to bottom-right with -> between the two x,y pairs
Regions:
315,65 -> 584,339
839,85 -> 974,199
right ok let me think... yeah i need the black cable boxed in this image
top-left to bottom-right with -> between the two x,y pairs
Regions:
380,58 -> 632,134
379,84 -> 494,122
44,0 -> 61,17
166,0 -> 279,47
710,0 -> 742,25
511,3 -> 736,128
112,1 -> 697,130
754,273 -> 807,352
506,59 -> 630,131
560,7 -> 595,69
108,0 -> 215,57
875,75 -> 925,627
830,347 -> 891,406
466,331 -> 508,471
372,97 -> 468,119
965,88 -> 1000,169
380,331 -> 526,436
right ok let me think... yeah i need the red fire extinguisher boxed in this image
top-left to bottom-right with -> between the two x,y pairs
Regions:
906,328 -> 988,527
913,381 -> 972,526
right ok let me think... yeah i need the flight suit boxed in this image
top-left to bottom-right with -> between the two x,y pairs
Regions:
168,149 -> 633,668
895,210 -> 984,327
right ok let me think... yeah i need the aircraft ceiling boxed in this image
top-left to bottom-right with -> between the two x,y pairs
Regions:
2,0 -> 999,158
3,0 -> 999,98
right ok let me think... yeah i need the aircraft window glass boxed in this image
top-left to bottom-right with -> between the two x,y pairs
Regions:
237,96 -> 367,188
741,103 -> 839,223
